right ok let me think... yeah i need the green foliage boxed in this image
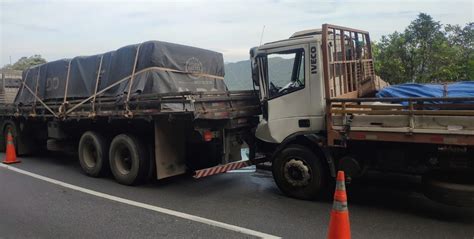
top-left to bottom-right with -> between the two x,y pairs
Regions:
375,32 -> 408,84
374,13 -> 473,84
445,22 -> 474,80
2,55 -> 47,71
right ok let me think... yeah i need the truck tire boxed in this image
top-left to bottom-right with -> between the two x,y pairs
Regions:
78,131 -> 109,177
272,144 -> 327,200
109,134 -> 149,185
423,171 -> 474,207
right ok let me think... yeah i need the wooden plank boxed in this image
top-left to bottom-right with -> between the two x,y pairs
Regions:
331,109 -> 474,116
331,104 -> 406,109
328,129 -> 474,146
330,96 -> 474,102
332,103 -> 474,110
332,91 -> 358,99
322,24 -> 335,136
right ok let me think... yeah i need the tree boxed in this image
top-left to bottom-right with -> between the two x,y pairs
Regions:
1,55 -> 47,71
374,13 -> 473,84
404,13 -> 446,82
445,22 -> 474,80
374,32 -> 408,84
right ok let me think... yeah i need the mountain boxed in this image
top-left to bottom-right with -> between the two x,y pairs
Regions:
224,60 -> 253,90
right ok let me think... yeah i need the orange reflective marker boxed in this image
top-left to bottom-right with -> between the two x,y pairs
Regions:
327,171 -> 350,239
3,130 -> 20,164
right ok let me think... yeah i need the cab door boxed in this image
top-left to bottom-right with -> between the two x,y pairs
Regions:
254,44 -> 312,143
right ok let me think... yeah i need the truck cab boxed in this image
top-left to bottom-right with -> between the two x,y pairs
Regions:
251,25 -> 374,144
250,29 -> 326,144
249,25 -> 374,200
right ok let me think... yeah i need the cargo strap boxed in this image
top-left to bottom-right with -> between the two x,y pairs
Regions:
125,43 -> 142,118
19,78 -> 59,118
16,69 -> 29,113
60,59 -> 72,116
90,55 -> 104,118
64,66 -> 224,117
58,59 -> 72,117
147,66 -> 225,80
31,66 -> 41,116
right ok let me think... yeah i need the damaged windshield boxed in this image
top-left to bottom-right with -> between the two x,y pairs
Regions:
267,49 -> 305,98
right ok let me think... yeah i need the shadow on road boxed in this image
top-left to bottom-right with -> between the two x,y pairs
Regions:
13,151 -> 474,225
344,172 -> 474,224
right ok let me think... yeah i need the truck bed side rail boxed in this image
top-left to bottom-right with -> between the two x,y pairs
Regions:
328,97 -> 474,146
321,24 -> 375,99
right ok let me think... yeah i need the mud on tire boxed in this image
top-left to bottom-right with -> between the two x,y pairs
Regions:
109,134 -> 150,185
78,131 -> 109,177
272,144 -> 327,200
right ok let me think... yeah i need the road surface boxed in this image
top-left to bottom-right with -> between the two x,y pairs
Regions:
0,152 -> 473,238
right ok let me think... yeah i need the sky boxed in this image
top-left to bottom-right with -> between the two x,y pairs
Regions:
0,0 -> 473,66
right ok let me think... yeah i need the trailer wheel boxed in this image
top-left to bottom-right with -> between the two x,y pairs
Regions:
78,131 -> 109,177
109,134 -> 149,185
272,144 -> 327,200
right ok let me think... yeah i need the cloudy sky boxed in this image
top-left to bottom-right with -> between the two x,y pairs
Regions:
0,0 -> 472,66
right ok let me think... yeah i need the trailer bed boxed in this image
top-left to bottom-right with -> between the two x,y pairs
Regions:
0,90 -> 261,129
320,24 -> 474,147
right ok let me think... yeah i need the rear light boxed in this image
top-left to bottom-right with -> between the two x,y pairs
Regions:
203,130 -> 213,142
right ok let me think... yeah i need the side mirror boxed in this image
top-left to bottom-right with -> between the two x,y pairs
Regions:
249,47 -> 260,87
251,58 -> 259,87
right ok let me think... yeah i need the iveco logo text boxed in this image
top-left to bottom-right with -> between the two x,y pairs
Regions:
310,46 -> 317,74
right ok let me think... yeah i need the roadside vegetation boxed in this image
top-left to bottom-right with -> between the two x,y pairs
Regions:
1,55 -> 47,71
373,13 -> 473,84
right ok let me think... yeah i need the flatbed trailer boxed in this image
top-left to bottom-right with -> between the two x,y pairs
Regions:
0,89 -> 261,183
0,41 -> 262,185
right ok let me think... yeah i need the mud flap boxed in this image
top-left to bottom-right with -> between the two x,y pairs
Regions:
154,119 -> 187,179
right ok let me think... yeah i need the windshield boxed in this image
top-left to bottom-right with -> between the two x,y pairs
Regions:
266,49 -> 305,98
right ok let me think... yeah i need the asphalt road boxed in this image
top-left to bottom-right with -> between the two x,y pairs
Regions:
1,152 -> 473,239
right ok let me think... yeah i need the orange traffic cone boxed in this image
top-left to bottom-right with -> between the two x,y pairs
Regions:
327,171 -> 350,239
3,130 -> 20,164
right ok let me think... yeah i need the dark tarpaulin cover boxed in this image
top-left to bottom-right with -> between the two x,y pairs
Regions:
15,41 -> 227,104
376,81 -> 474,105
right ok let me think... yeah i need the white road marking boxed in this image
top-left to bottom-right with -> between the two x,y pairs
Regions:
0,163 -> 280,239
229,165 -> 256,173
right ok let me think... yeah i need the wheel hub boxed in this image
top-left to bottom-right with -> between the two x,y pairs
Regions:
116,146 -> 132,175
283,159 -> 311,187
83,140 -> 98,168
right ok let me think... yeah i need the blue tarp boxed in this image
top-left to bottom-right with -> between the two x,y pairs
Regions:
376,81 -> 474,105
